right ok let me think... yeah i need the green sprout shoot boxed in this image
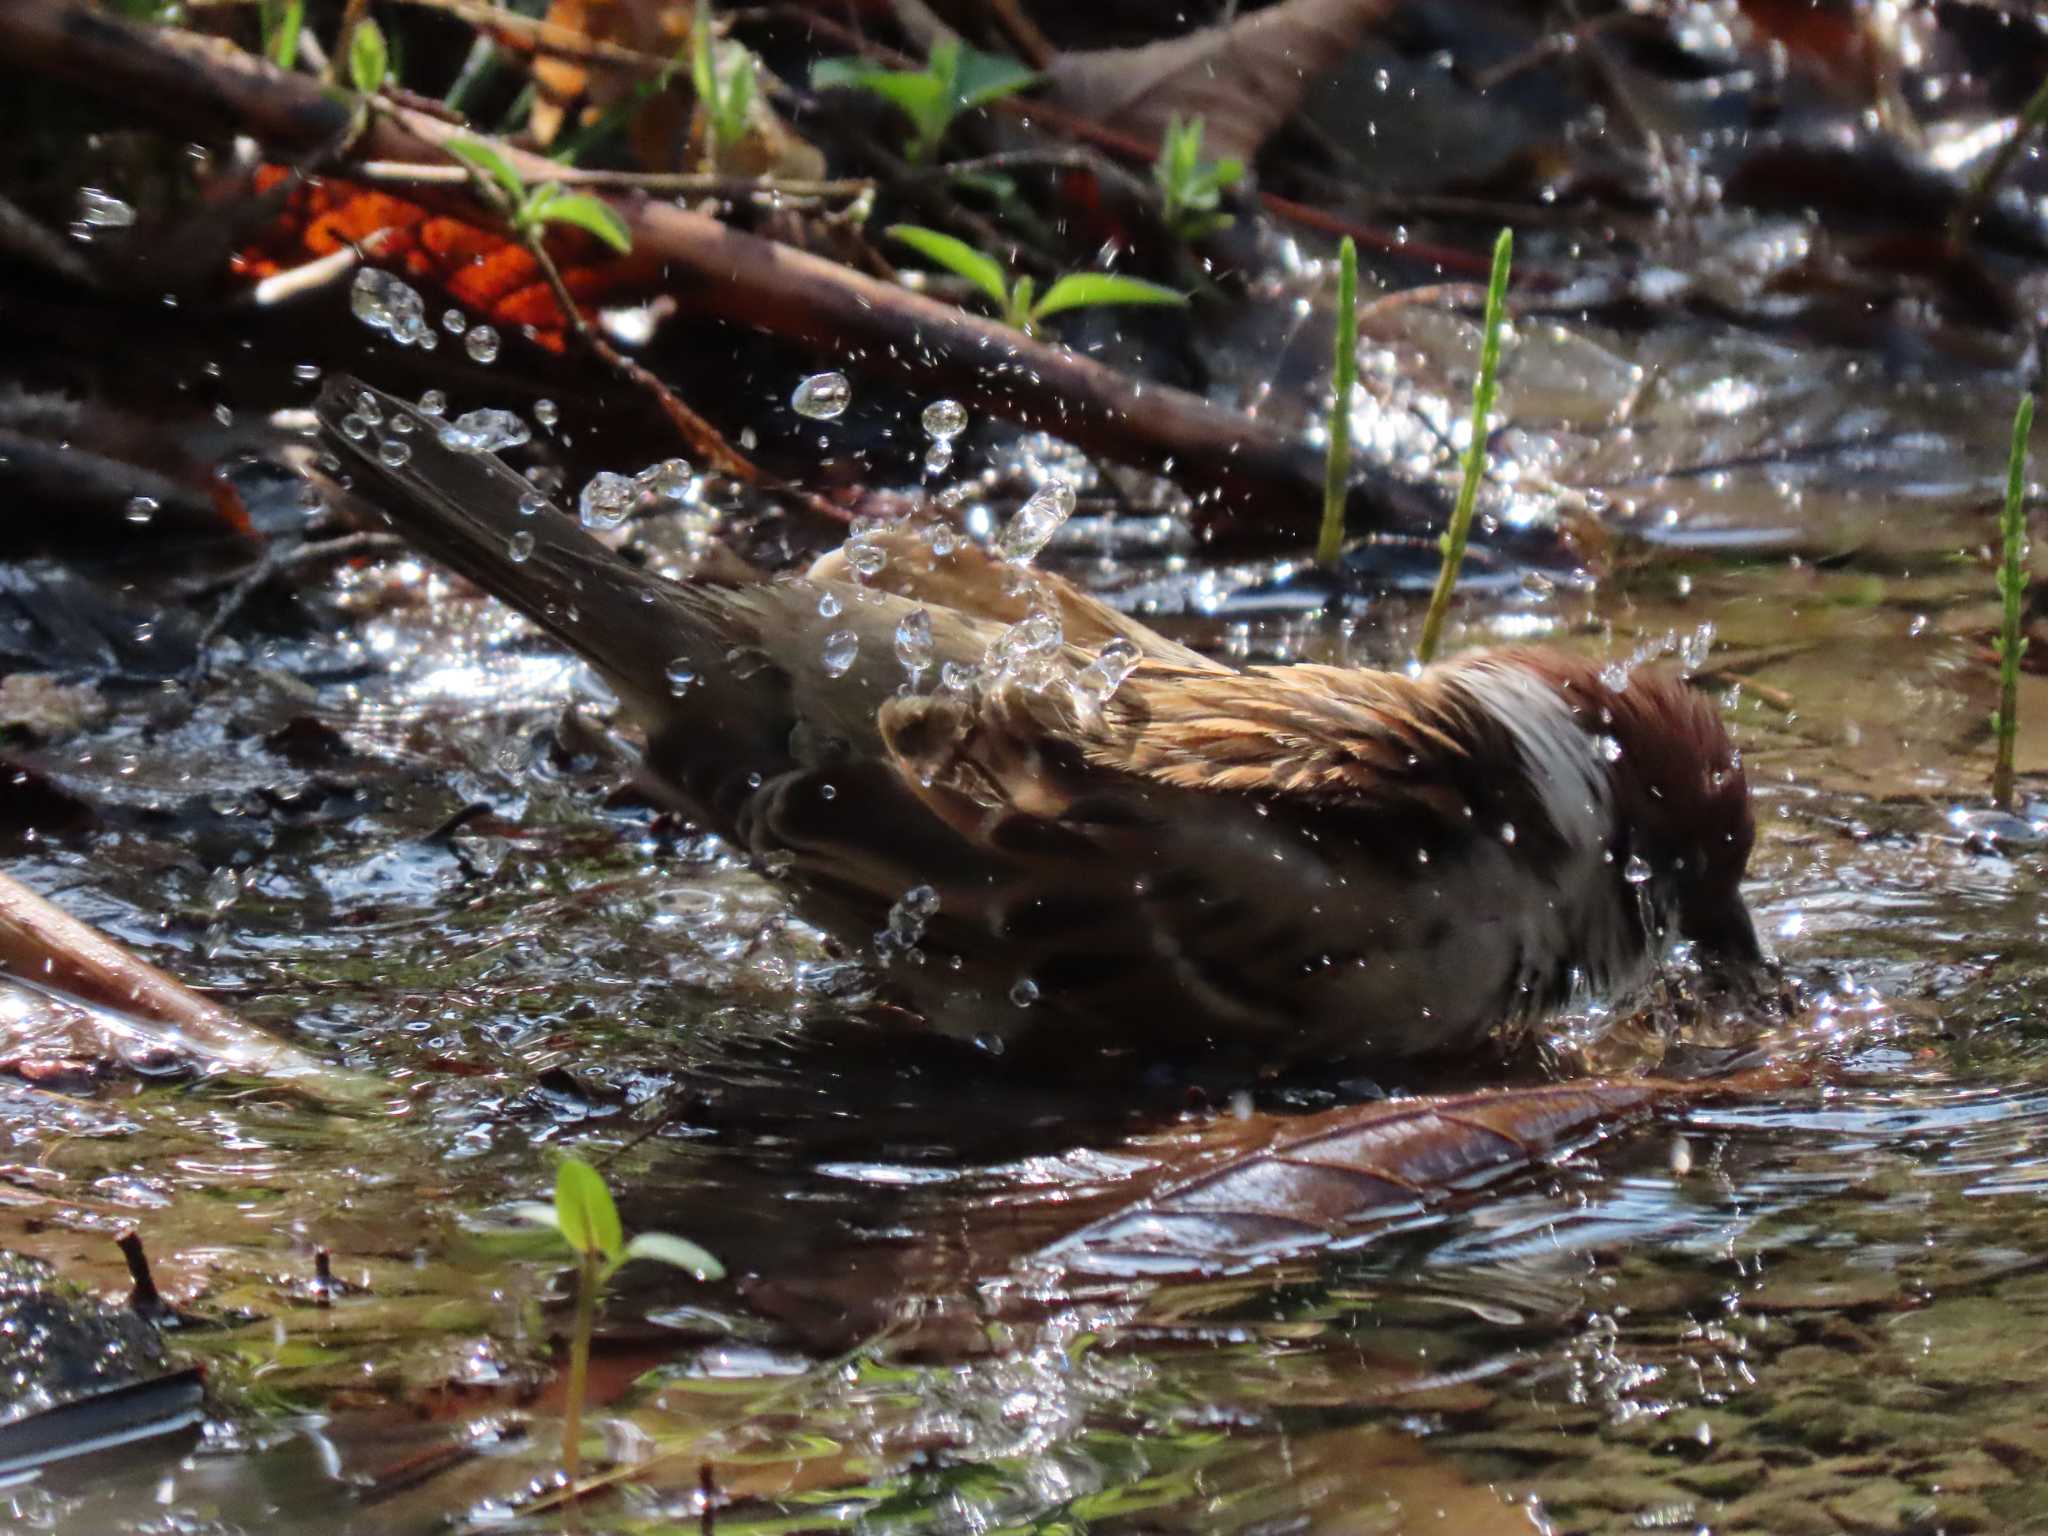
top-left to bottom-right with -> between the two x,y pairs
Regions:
887,225 -> 1185,337
505,1157 -> 722,1489
1994,393 -> 2034,811
1154,115 -> 1244,243
1316,236 -> 1359,569
690,0 -> 757,166
1417,228 -> 1514,665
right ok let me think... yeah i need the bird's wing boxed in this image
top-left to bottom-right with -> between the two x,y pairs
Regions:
808,521 -> 1225,673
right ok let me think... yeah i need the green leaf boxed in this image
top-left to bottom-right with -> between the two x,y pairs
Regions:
949,170 -> 1019,203
690,0 -> 716,106
721,54 -> 756,146
446,137 -> 526,202
808,56 -> 874,91
1007,274 -> 1036,331
262,0 -> 304,70
886,225 -> 1009,310
529,193 -> 633,254
952,44 -> 1039,111
348,16 -> 389,94
856,72 -> 951,149
1031,272 -> 1188,321
554,1157 -> 623,1261
622,1231 -> 725,1280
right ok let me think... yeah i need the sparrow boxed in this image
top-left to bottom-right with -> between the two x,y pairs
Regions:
316,376 -> 1761,1072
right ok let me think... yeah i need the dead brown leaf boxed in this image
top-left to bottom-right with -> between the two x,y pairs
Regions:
1044,0 -> 1396,162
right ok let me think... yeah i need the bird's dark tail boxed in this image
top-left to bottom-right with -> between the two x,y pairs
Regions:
313,376 -> 730,718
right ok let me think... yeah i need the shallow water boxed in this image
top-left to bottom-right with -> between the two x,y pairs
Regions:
9,300 -> 2048,1536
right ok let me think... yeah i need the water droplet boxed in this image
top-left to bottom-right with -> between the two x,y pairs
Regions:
791,371 -> 851,419
1598,735 -> 1623,763
847,541 -> 888,578
354,390 -> 384,426
895,608 -> 934,675
534,399 -> 559,428
995,480 -> 1074,565
293,362 -> 321,384
438,408 -> 531,454
442,308 -> 468,335
817,590 -> 843,619
350,267 -> 431,347
887,884 -> 940,945
940,660 -> 975,692
820,629 -> 859,677
76,187 -> 136,228
417,389 -> 447,417
378,437 -> 413,467
518,491 -> 545,517
1009,977 -> 1039,1008
390,412 -> 417,434
665,657 -> 697,696
340,413 -> 370,441
1625,853 -> 1652,884
465,324 -> 501,364
642,458 -> 693,500
1069,638 -> 1141,712
1500,822 -> 1517,845
578,471 -> 637,530
123,495 -> 158,525
921,398 -> 967,440
507,530 -> 536,562
924,442 -> 954,476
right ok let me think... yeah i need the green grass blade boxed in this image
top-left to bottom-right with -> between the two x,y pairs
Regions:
1995,392 -> 2034,811
1315,237 -> 1358,568
1416,228 -> 1514,663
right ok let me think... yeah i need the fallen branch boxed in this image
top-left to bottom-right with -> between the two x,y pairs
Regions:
0,0 -> 1455,547
0,869 -> 382,1106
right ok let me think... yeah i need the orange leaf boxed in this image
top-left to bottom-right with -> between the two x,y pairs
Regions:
231,168 -> 657,352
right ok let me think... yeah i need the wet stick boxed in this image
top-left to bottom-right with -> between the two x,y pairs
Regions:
1417,228 -> 1513,665
1994,393 -> 2033,812
1315,237 -> 1358,568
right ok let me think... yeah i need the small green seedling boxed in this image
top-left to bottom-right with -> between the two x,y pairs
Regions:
445,137 -> 634,255
1316,236 -> 1359,569
887,224 -> 1185,337
690,1 -> 756,165
812,39 -> 1038,163
260,0 -> 304,69
347,15 -> 389,95
506,1157 -> 722,1487
1154,115 -> 1244,243
1994,393 -> 2034,811
1417,227 -> 1514,665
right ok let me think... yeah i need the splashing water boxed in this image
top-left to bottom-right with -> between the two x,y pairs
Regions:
922,399 -> 968,440
996,481 -> 1075,565
578,472 -> 639,531
792,372 -> 852,420
821,630 -> 860,677
350,267 -> 433,348
438,409 -> 532,454
1068,639 -> 1142,714
895,609 -> 935,680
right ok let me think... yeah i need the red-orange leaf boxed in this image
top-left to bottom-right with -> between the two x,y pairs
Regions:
231,168 -> 658,351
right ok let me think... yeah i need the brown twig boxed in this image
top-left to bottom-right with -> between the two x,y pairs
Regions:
353,160 -> 874,201
0,868 -> 376,1101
